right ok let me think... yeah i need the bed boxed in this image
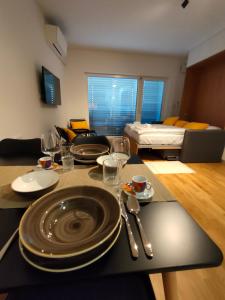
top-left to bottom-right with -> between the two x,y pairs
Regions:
124,123 -> 225,163
124,123 -> 185,155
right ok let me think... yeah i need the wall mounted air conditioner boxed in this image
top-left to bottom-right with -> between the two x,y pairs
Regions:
45,24 -> 67,64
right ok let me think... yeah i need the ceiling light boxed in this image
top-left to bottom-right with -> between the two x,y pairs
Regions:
181,0 -> 189,9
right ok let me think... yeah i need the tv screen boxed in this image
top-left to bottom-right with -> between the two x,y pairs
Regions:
41,66 -> 61,105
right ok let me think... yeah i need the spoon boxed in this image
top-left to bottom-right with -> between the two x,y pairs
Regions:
126,196 -> 153,257
0,228 -> 18,261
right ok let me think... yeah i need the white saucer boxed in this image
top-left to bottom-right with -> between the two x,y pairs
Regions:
122,182 -> 154,202
36,163 -> 61,170
11,170 -> 59,193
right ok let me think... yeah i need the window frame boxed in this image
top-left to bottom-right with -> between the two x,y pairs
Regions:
86,73 -> 167,133
138,76 -> 167,123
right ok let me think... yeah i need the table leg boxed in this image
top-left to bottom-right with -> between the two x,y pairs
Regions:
162,272 -> 179,300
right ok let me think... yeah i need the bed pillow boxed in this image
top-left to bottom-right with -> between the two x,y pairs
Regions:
184,122 -> 209,130
163,116 -> 179,126
175,120 -> 189,128
63,128 -> 77,142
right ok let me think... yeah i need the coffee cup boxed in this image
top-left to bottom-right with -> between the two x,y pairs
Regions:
132,175 -> 151,194
38,156 -> 52,169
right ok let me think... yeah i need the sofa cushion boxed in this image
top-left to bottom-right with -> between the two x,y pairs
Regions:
175,120 -> 189,128
184,122 -> 209,130
163,116 -> 179,126
63,128 -> 77,142
71,120 -> 89,130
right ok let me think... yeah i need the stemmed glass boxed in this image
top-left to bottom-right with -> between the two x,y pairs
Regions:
41,130 -> 61,166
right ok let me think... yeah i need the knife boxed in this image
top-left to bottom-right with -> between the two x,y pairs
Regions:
119,193 -> 139,258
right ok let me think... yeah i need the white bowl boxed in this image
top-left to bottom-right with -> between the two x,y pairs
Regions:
11,170 -> 59,193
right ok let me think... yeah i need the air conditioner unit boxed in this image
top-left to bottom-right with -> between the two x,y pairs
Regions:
45,24 -> 67,63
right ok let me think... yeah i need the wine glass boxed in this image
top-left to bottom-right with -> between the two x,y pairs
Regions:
41,130 -> 61,166
110,136 -> 130,167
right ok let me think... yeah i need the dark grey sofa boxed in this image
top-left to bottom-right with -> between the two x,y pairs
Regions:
180,129 -> 225,163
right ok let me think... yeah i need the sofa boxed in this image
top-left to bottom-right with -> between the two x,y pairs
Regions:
179,129 -> 225,163
160,129 -> 225,163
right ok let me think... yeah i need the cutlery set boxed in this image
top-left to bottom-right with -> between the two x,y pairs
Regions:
119,193 -> 153,258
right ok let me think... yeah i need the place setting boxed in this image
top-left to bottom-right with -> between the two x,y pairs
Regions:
0,130 -> 63,209
11,128 -> 62,193
15,185 -> 121,272
98,137 -> 154,259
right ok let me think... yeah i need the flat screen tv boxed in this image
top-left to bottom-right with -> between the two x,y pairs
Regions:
41,66 -> 61,105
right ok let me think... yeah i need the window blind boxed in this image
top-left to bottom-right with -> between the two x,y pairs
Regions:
88,76 -> 138,135
141,80 -> 164,123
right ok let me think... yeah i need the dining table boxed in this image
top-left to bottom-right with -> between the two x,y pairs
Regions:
0,155 -> 223,300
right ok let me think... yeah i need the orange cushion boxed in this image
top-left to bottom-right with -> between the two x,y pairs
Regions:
175,120 -> 189,128
63,128 -> 77,142
163,116 -> 179,126
71,120 -> 89,130
183,122 -> 209,130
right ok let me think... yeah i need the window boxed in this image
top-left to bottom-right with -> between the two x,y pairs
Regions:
88,76 -> 138,135
141,80 -> 164,123
88,75 -> 165,135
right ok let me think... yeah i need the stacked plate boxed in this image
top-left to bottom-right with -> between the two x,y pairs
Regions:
70,144 -> 109,164
19,186 -> 121,272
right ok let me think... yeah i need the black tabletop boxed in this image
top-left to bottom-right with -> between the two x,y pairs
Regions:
0,201 -> 222,292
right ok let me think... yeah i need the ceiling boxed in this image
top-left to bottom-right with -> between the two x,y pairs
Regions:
37,0 -> 225,55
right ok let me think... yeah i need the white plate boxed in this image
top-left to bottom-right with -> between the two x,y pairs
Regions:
19,221 -> 122,273
122,182 -> 154,202
96,154 -> 110,166
97,154 -> 129,166
111,153 -> 129,162
11,170 -> 59,193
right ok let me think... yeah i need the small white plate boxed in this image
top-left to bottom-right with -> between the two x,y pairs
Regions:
122,182 -> 154,202
97,154 -> 129,166
96,154 -> 110,166
11,170 -> 59,193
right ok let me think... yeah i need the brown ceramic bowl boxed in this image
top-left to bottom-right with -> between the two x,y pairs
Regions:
19,220 -> 122,273
19,186 -> 120,258
70,144 -> 109,160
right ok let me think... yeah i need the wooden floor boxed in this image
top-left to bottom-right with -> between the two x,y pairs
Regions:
146,160 -> 225,300
0,160 -> 225,300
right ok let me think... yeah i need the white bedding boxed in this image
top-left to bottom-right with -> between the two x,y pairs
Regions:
126,123 -> 185,135
124,124 -> 185,145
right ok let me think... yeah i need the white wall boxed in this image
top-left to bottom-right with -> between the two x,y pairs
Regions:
0,0 -> 186,140
187,28 -> 225,67
0,0 -> 65,139
63,48 -> 186,122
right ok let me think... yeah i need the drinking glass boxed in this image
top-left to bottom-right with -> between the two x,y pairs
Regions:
110,136 -> 130,167
60,144 -> 74,170
103,157 -> 120,186
41,130 -> 61,165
